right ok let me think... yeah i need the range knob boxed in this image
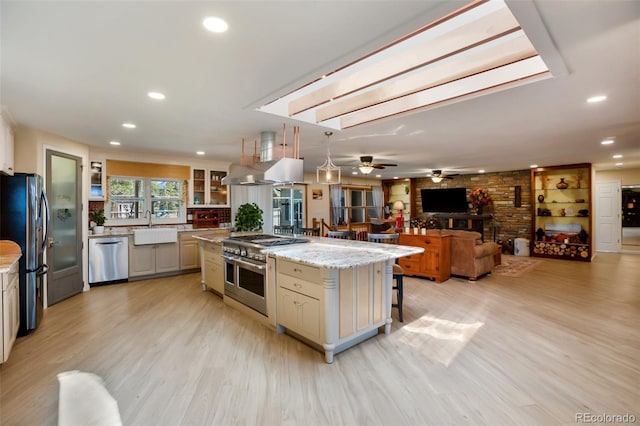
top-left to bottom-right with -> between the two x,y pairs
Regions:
240,248 -> 247,257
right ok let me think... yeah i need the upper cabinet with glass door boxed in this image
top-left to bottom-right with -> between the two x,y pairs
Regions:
190,168 -> 228,207
89,161 -> 104,200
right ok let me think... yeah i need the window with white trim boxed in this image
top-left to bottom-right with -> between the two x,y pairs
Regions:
108,177 -> 183,221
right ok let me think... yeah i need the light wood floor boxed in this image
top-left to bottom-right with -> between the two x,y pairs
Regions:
1,253 -> 639,425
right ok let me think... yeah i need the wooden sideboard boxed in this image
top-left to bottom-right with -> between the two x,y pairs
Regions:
398,233 -> 451,283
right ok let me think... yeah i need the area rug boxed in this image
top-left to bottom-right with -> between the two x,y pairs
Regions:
493,255 -> 542,277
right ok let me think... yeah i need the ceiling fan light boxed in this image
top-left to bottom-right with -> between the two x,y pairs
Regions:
431,176 -> 443,183
358,165 -> 374,175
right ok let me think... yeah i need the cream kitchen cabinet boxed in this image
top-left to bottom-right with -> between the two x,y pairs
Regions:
129,241 -> 179,277
2,259 -> 20,363
202,242 -> 223,295
179,232 -> 201,270
190,168 -> 228,207
0,110 -> 15,176
277,262 -> 322,342
275,258 -> 387,363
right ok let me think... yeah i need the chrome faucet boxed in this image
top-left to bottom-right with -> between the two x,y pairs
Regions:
144,210 -> 152,228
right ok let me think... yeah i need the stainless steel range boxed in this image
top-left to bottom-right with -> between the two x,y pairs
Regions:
222,234 -> 309,316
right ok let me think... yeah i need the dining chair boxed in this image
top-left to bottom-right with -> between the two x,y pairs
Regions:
273,225 -> 294,235
367,233 -> 404,322
294,227 -> 320,236
327,230 -> 357,240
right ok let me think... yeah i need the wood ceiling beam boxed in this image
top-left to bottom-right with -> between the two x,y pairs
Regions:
287,5 -> 520,117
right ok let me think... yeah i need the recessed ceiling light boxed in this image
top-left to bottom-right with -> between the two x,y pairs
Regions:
616,162 -> 623,166
478,169 -> 485,173
375,174 -> 381,178
601,139 -> 614,145
110,141 -> 121,146
393,176 -> 399,179
613,154 -> 623,159
352,171 -> 358,175
530,164 -> 538,168
122,123 -> 136,129
203,16 -> 228,33
196,151 -> 205,156
148,91 -> 166,100
587,95 -> 607,103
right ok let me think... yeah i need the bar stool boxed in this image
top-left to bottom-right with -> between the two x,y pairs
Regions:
294,227 -> 320,236
273,225 -> 294,235
367,233 -> 404,322
327,230 -> 357,240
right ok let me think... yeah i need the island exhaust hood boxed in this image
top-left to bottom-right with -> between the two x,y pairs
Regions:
221,129 -> 304,186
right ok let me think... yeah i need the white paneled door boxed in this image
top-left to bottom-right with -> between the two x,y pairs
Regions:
595,181 -> 621,252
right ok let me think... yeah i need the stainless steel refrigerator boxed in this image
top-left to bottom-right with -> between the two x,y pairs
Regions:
1,173 -> 50,336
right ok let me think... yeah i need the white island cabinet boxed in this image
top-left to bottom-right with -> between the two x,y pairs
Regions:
275,257 -> 387,363
265,238 -> 423,363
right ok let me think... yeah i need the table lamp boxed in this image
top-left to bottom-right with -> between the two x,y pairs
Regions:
393,200 -> 405,230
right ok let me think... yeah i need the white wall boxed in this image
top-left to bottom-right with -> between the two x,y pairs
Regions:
596,167 -> 640,186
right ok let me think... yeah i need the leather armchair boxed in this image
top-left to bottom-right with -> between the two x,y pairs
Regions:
446,230 -> 499,281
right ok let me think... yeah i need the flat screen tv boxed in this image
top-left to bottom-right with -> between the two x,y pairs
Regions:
420,188 -> 468,213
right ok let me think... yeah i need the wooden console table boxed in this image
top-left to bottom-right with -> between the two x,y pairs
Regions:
398,233 -> 451,283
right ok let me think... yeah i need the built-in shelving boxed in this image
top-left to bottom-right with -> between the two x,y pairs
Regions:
531,163 -> 592,261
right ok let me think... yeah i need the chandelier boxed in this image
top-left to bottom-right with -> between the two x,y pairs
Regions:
317,131 -> 341,184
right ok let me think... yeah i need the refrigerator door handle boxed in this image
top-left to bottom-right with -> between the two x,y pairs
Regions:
27,264 -> 49,276
41,190 -> 50,253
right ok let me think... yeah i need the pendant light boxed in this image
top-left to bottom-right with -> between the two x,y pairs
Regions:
317,131 -> 341,184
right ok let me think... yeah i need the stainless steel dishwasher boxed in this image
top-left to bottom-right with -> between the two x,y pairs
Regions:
89,236 -> 129,285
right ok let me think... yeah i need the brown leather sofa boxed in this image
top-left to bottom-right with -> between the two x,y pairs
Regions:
445,229 -> 499,281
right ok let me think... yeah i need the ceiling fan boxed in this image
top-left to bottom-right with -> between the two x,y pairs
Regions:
429,170 -> 458,182
357,156 -> 397,174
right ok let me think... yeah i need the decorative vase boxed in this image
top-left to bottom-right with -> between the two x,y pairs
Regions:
93,225 -> 105,234
538,194 -> 545,203
475,206 -> 483,215
556,178 -> 568,189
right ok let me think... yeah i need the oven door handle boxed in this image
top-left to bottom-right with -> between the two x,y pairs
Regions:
234,258 -> 266,271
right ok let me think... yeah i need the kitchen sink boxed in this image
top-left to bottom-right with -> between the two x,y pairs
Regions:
133,228 -> 178,245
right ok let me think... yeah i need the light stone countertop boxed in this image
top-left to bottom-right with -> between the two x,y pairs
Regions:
192,232 -> 230,245
193,233 -> 424,268
88,227 -> 229,239
262,237 -> 423,269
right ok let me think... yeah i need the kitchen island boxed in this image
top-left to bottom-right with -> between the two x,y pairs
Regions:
264,237 -> 423,363
196,233 -> 423,363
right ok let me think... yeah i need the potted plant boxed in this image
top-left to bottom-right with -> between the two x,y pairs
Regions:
90,208 -> 106,234
234,203 -> 263,232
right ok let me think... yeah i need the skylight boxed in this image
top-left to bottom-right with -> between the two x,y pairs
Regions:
258,0 -> 552,129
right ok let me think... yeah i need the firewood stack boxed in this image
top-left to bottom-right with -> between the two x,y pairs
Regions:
533,241 -> 589,258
